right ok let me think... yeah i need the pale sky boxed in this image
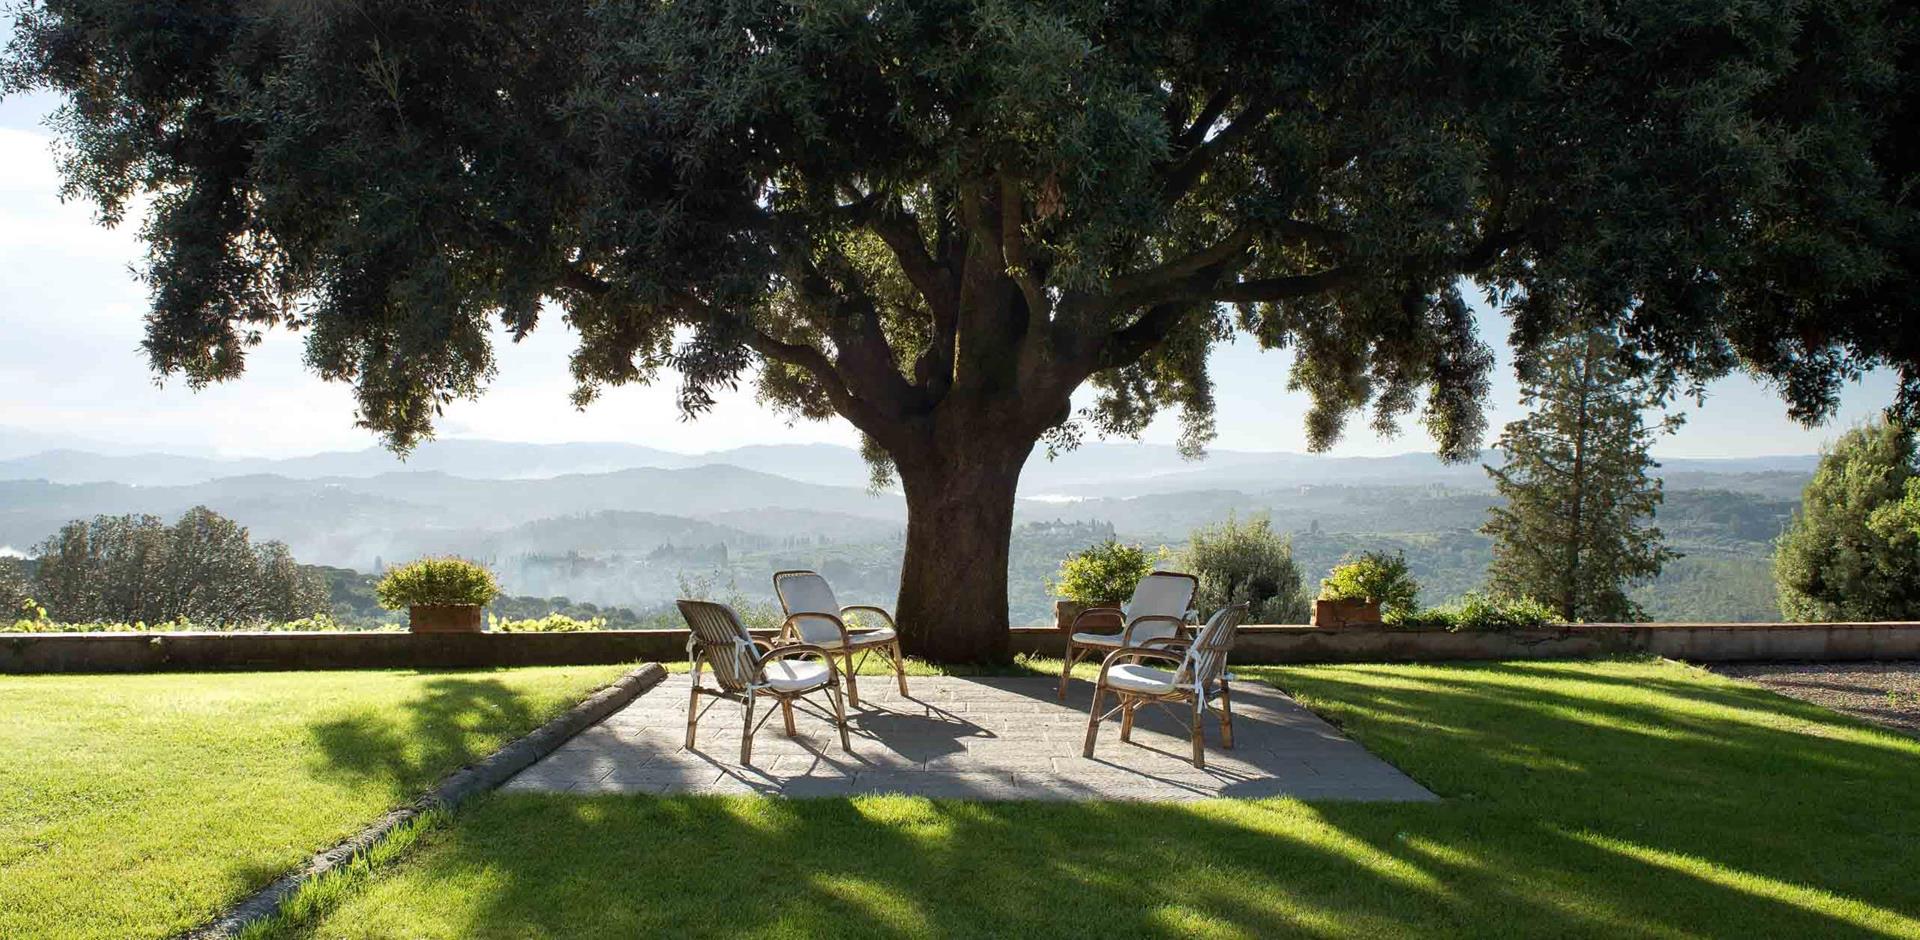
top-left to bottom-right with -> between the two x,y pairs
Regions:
0,88 -> 1897,460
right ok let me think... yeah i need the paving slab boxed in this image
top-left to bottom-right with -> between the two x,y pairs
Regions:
502,675 -> 1437,802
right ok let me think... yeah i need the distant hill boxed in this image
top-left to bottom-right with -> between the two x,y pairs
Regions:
0,465 -> 902,571
0,431 -> 1820,495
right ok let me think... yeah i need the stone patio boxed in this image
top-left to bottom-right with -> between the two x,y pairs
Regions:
502,674 -> 1437,802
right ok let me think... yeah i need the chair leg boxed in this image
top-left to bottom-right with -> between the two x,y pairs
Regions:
781,697 -> 797,736
1058,644 -> 1081,700
1119,697 -> 1137,743
1082,686 -> 1105,757
740,690 -> 757,765
828,684 -> 851,752
684,685 -> 701,749
1190,699 -> 1206,768
843,651 -> 861,708
1217,681 -> 1235,749
891,639 -> 909,695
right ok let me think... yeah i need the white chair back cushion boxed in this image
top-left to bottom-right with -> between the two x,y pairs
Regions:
1124,571 -> 1197,642
774,571 -> 844,647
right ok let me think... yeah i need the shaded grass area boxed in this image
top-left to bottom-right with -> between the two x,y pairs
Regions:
0,666 -> 629,940
261,659 -> 1919,938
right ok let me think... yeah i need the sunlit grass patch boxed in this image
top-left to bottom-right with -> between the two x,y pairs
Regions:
0,666 -> 627,940
259,658 -> 1920,938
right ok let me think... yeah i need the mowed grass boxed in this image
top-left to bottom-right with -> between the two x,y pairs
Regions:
256,659 -> 1920,939
0,665 -> 630,940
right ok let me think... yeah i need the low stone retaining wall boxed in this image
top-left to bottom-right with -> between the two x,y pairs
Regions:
4,622 -> 1917,674
1013,622 -> 1920,663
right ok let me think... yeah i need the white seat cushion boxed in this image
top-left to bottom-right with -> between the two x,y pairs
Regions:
812,627 -> 897,650
1071,631 -> 1126,647
1105,663 -> 1178,694
761,659 -> 832,692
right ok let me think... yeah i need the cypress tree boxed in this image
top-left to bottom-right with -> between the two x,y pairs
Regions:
1483,330 -> 1677,622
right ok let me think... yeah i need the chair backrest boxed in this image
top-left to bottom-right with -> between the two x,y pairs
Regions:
677,599 -> 759,693
772,570 -> 843,647
1124,570 -> 1199,643
1177,603 -> 1249,690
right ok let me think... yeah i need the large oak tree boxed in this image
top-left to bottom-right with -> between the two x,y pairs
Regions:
6,0 -> 1915,659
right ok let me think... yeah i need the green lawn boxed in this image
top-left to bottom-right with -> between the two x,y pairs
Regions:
257,659 -> 1919,939
0,666 -> 630,940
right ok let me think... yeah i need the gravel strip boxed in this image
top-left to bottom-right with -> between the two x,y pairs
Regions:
1710,661 -> 1920,739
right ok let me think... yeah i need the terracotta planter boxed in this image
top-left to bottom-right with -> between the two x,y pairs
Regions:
409,604 -> 484,633
1312,598 -> 1383,629
1054,600 -> 1126,633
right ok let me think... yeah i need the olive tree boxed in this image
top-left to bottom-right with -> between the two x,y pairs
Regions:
6,0 -> 1915,659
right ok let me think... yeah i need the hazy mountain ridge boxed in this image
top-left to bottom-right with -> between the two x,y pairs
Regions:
0,435 -> 1816,623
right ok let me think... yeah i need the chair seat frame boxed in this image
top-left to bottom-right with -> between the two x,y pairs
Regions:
686,636 -> 852,765
773,570 -> 910,708
1057,571 -> 1200,700
1082,604 -> 1249,769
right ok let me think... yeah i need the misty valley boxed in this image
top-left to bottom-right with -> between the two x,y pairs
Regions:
0,438 -> 1807,626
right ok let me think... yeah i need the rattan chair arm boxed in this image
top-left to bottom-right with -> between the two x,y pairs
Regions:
839,604 -> 898,631
755,642 -> 845,688
1120,614 -> 1189,647
1093,644 -> 1184,686
1140,636 -> 1191,653
778,610 -> 851,649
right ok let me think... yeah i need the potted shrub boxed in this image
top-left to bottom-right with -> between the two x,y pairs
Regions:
1314,551 -> 1419,629
376,558 -> 501,633
1049,540 -> 1161,631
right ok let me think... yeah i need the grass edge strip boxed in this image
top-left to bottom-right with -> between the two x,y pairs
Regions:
177,663 -> 668,940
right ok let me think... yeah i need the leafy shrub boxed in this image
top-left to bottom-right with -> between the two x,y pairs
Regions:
1050,540 -> 1163,605
1395,593 -> 1559,632
0,615 -> 374,634
1181,514 -> 1308,623
491,613 -> 606,633
374,558 -> 501,609
1319,551 -> 1420,618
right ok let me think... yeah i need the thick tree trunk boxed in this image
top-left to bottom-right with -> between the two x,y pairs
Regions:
891,440 -> 1031,664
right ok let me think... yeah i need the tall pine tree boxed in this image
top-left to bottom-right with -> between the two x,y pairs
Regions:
1483,330 -> 1677,622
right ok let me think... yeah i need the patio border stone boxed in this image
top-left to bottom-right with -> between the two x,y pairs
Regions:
176,663 -> 665,940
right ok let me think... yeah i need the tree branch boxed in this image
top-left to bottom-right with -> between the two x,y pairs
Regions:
861,201 -> 958,323
1173,87 -> 1233,154
1210,267 -> 1361,302
1105,225 -> 1258,299
1158,94 -> 1275,203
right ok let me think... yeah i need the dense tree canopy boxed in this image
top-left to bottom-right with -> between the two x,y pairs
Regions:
1774,419 -> 1920,622
6,0 -> 1915,657
33,507 -> 330,625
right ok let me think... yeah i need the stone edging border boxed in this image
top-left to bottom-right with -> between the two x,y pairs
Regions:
178,662 -> 667,940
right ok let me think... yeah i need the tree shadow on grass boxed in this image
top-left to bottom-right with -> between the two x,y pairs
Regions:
306,676 -> 538,801
281,661 -> 1920,939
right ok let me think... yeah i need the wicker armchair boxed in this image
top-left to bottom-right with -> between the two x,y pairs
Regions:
677,599 -> 851,764
1057,570 -> 1200,700
1081,603 -> 1250,768
772,570 -> 909,708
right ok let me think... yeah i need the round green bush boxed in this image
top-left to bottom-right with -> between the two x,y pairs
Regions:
374,558 -> 501,609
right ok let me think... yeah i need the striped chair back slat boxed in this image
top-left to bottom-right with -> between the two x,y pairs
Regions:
677,599 -> 759,693
1177,604 -> 1249,691
1125,571 -> 1199,643
773,570 -> 845,647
